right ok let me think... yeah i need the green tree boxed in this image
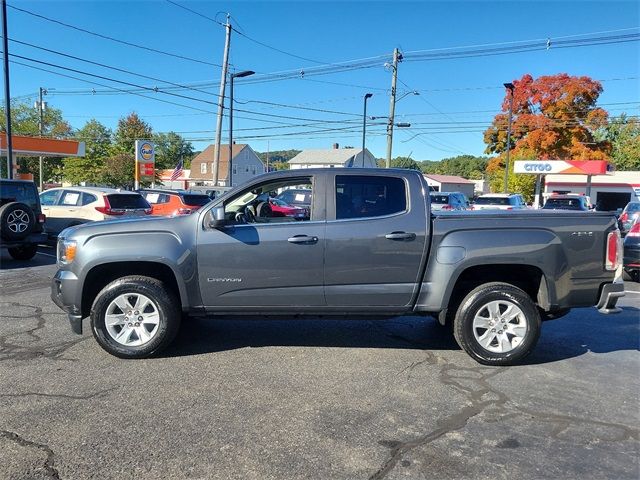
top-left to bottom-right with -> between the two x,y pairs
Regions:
392,157 -> 421,170
152,131 -> 194,170
488,149 -> 537,201
0,99 -> 73,182
62,119 -> 112,185
596,114 -> 640,170
112,112 -> 153,155
100,154 -> 151,189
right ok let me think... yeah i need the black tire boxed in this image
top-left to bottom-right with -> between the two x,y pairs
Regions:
453,282 -> 541,366
0,202 -> 36,241
7,244 -> 38,260
90,275 -> 181,359
629,270 -> 639,283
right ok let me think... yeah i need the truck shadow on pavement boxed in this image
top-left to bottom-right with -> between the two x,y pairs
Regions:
163,316 -> 460,357
162,307 -> 640,364
525,306 -> 640,364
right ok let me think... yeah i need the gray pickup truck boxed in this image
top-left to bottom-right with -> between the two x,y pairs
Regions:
51,169 -> 625,365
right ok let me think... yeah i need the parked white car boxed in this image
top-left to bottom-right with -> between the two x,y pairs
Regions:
472,193 -> 527,210
39,187 -> 151,237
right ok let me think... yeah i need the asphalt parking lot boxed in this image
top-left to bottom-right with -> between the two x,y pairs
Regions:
1,246 -> 639,480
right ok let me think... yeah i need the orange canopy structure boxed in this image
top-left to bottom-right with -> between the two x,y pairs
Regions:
1,133 -> 85,157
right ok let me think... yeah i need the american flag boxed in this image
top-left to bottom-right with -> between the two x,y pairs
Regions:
170,158 -> 183,181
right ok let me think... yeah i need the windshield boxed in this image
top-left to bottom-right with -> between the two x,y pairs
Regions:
543,198 -> 584,210
106,194 -> 150,209
182,194 -> 211,207
475,197 -> 510,205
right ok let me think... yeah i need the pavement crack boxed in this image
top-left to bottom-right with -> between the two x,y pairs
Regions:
371,362 -> 508,480
0,430 -> 60,479
0,388 -> 115,401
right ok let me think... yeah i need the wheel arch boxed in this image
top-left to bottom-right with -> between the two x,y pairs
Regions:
439,264 -> 549,325
81,261 -> 186,319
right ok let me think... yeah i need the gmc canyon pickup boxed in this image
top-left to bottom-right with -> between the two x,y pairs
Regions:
51,169 -> 625,365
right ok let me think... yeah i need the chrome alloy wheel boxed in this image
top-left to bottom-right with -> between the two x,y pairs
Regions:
105,293 -> 160,347
472,300 -> 528,353
7,209 -> 30,233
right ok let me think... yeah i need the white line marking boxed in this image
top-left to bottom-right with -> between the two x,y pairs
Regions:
36,252 -> 57,258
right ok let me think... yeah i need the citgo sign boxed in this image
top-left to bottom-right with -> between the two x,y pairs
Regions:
514,160 -> 609,175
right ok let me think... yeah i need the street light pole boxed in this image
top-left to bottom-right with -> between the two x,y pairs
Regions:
228,70 -> 254,188
361,93 -> 372,167
503,82 -> 515,193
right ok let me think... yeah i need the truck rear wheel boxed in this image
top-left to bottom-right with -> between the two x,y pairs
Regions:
453,282 -> 541,366
90,275 -> 181,359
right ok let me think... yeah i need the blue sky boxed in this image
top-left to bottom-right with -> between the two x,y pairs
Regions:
6,0 -> 640,161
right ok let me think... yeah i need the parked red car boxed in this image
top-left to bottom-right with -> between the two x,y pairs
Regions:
139,189 -> 211,216
268,198 -> 309,219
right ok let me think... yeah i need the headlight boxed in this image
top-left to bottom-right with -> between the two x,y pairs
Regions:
57,238 -> 77,265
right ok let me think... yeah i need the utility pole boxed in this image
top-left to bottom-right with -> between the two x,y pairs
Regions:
362,93 -> 372,167
212,13 -> 231,186
2,0 -> 13,179
37,87 -> 45,190
385,48 -> 401,168
266,140 -> 269,173
503,82 -> 515,193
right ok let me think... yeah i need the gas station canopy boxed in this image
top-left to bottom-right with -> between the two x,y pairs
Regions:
1,133 -> 85,157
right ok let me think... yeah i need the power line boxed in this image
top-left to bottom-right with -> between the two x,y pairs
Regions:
163,1 -> 330,65
10,37 -> 219,100
164,0 -> 225,26
9,59 -> 215,114
7,3 -> 223,68
8,52 -> 221,106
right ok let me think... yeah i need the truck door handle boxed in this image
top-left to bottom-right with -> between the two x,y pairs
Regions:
385,232 -> 416,241
287,235 -> 318,244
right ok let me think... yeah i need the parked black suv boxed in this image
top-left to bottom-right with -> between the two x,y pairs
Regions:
1,179 -> 47,260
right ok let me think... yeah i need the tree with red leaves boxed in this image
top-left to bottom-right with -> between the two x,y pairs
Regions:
483,73 -> 611,196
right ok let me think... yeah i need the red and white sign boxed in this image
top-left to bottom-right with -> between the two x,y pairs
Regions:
514,160 -> 609,175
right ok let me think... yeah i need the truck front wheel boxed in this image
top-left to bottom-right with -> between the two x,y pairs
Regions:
453,282 -> 541,366
90,276 -> 181,359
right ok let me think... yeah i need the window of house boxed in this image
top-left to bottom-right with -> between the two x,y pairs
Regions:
335,175 -> 406,220
201,163 -> 207,174
233,165 -> 237,175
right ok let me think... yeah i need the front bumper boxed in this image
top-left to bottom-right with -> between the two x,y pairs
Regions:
596,282 -> 625,314
51,269 -> 84,335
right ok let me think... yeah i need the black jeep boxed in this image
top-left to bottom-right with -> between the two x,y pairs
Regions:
0,179 -> 47,260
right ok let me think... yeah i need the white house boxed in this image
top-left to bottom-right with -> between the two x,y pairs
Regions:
423,174 -> 476,199
189,144 -> 265,187
289,144 -> 377,169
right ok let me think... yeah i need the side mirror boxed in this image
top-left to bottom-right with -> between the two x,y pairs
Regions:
208,206 -> 227,228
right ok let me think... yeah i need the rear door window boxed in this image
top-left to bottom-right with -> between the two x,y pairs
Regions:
60,190 -> 82,206
335,175 -> 406,220
106,194 -> 150,210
